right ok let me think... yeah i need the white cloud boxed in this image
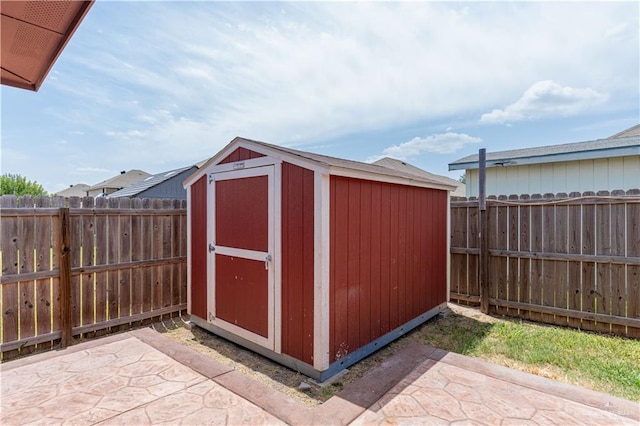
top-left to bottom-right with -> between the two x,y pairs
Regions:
479,80 -> 609,124
105,129 -> 148,139
73,167 -> 114,174
370,132 -> 482,162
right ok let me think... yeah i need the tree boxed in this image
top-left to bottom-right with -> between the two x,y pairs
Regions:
0,173 -> 48,196
458,172 -> 466,184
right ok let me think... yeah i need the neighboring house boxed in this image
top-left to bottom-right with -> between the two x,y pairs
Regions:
86,170 -> 150,197
109,166 -> 197,200
55,183 -> 90,198
1,1 -> 94,91
449,124 -> 640,197
373,157 -> 466,197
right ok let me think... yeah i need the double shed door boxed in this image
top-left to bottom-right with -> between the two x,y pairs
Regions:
209,166 -> 275,350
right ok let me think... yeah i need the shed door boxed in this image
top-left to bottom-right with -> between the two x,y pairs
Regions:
209,166 -> 275,350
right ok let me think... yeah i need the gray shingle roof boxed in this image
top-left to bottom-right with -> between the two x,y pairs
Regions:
609,124 -> 640,139
109,166 -> 194,198
87,169 -> 150,191
449,124 -> 640,170
373,157 -> 466,196
55,183 -> 90,197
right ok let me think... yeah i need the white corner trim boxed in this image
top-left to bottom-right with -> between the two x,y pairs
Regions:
313,171 -> 331,370
186,187 -> 192,314
274,162 -> 283,354
446,194 -> 451,302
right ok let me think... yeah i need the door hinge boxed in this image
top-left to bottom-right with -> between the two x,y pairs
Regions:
209,312 -> 214,321
209,243 -> 215,253
209,173 -> 215,184
265,254 -> 272,270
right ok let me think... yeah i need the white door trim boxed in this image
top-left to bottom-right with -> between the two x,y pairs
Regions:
207,165 -> 276,350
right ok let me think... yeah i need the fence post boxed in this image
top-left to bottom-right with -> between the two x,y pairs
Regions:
479,149 -> 489,314
59,207 -> 72,347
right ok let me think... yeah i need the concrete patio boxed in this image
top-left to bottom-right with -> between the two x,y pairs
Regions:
1,327 -> 638,425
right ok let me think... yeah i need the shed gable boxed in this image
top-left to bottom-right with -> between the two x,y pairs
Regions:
219,147 -> 266,164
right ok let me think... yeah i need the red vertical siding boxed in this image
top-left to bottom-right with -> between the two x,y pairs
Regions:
215,255 -> 268,337
190,176 -> 208,320
281,162 -> 315,364
219,147 -> 266,164
329,176 -> 448,363
331,177 -> 350,359
215,176 -> 268,252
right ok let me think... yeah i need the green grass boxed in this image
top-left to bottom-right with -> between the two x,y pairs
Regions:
420,312 -> 640,401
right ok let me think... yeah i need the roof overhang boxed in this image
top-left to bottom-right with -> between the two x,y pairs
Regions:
449,145 -> 640,171
1,0 -> 94,91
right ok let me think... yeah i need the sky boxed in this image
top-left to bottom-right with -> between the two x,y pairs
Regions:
2,1 -> 638,194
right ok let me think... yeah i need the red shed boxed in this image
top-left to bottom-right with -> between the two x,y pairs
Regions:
183,138 -> 455,380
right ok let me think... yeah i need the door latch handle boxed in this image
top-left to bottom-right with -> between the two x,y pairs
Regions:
265,254 -> 272,270
209,243 -> 215,253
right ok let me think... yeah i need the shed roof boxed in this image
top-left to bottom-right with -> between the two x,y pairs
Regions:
1,1 -> 93,91
189,137 -> 457,191
109,166 -> 195,198
87,170 -> 151,192
373,157 -> 466,196
449,124 -> 640,171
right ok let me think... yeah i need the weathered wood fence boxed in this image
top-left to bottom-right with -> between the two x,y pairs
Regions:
1,195 -> 187,359
450,189 -> 640,338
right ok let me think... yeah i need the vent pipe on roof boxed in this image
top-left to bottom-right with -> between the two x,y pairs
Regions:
121,171 -> 125,174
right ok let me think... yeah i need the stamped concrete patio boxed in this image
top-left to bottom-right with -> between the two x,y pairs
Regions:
1,327 -> 638,425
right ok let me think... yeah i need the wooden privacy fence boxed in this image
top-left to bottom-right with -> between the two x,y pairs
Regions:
0,195 -> 187,359
450,189 -> 640,338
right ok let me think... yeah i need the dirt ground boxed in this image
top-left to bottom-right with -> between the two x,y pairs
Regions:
156,303 -> 496,407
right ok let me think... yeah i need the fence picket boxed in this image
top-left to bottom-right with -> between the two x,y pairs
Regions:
35,196 -> 53,350
518,194 -> 532,320
529,194 -> 543,323
1,196 -> 19,359
567,192 -> 583,330
107,198 -> 120,325
17,199 -> 36,355
492,195 -> 508,316
131,198 -> 143,320
141,198 -> 153,319
118,198 -> 132,330
581,192 -> 597,331
93,197 -> 108,333
541,193 -> 556,325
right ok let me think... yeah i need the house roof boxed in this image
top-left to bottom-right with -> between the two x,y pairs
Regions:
1,1 -> 94,91
373,157 -> 466,196
109,166 -> 195,198
449,125 -> 640,171
55,183 -> 90,197
609,124 -> 640,139
87,170 -> 151,192
186,137 -> 457,191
